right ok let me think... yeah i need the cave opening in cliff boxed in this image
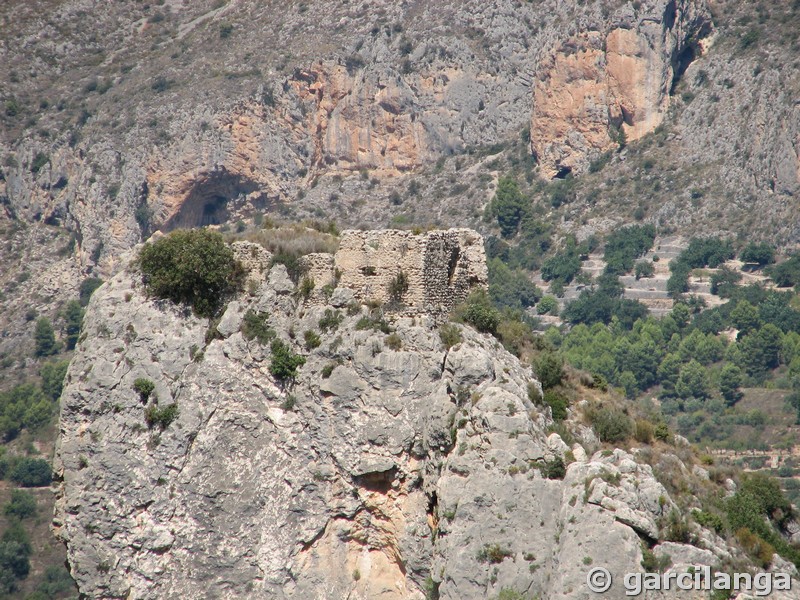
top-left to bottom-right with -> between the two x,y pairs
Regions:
553,165 -> 572,180
669,44 -> 698,95
353,467 -> 397,493
161,170 -> 264,231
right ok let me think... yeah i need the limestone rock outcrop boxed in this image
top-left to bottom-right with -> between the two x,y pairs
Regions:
55,234 -> 757,599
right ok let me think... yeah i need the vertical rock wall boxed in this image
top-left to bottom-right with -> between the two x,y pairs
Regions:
531,0 -> 712,177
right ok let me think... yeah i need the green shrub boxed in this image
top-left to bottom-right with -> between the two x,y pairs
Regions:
590,407 -> 632,443
710,267 -> 742,297
486,176 -> 528,238
633,419 -> 654,444
488,258 -> 541,310
385,333 -> 402,350
476,543 -> 513,564
144,403 -> 179,429
634,261 -> 655,280
3,490 -> 36,520
543,390 -> 569,421
133,378 -> 155,402
241,310 -> 275,344
533,352 -> 564,390
318,309 -> 343,333
541,249 -> 581,284
653,422 -> 671,442
63,299 -> 84,350
40,360 -> 69,401
138,229 -> 244,317
355,313 -> 391,333
641,544 -> 671,573
298,276 -> 315,300
303,330 -> 321,350
0,521 -> 32,593
459,291 -> 500,334
269,340 -> 306,380
494,588 -> 527,600
388,271 -> 409,303
30,152 -> 49,174
33,317 -> 58,357
692,509 -> 725,535
664,509 -> 690,543
604,225 -> 656,275
270,251 -> 306,284
0,384 -> 50,439
439,324 -> 462,349
536,295 -> 559,315
9,458 -> 52,487
78,277 -> 104,306
32,565 -> 75,598
540,455 -> 566,480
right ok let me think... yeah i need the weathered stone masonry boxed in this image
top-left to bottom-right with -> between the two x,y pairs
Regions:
301,228 -> 488,318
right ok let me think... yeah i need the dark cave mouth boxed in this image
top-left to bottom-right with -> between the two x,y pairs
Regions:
161,170 -> 265,232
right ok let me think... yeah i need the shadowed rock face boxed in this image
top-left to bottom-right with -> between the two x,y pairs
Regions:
531,0 -> 713,177
54,235 -> 762,600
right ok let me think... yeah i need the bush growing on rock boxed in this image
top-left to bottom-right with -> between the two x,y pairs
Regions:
439,323 -> 462,349
241,310 -> 275,344
458,290 -> 500,334
318,309 -> 343,333
540,455 -> 566,480
476,543 -> 513,564
269,340 -> 306,380
138,229 -> 244,317
133,378 -> 155,402
303,330 -> 321,350
78,277 -> 104,306
144,403 -> 179,430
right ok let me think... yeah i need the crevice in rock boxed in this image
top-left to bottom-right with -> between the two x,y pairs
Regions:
669,43 -> 697,95
353,467 -> 397,493
668,17 -> 713,95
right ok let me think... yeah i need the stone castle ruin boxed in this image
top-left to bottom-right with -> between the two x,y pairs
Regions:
300,228 -> 488,318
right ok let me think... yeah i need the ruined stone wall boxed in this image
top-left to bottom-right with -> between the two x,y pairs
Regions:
301,229 -> 487,318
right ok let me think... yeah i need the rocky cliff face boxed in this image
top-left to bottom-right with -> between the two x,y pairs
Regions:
531,0 -> 712,177
54,232 -> 778,599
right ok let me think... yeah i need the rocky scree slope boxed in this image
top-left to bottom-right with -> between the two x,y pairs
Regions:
54,236 -> 777,599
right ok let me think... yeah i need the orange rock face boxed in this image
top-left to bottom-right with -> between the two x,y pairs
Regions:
531,16 -> 706,178
145,62 -> 433,230
288,63 -> 430,174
